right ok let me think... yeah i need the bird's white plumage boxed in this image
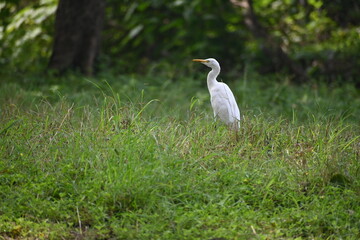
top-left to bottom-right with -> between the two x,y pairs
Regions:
193,58 -> 240,130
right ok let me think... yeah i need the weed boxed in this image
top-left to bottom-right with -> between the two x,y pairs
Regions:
0,73 -> 359,239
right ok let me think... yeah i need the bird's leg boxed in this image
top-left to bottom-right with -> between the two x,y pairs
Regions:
213,113 -> 218,129
229,122 -> 240,143
226,128 -> 238,146
234,130 -> 240,142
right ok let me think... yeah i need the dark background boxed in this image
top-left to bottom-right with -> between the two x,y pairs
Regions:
1,0 -> 359,84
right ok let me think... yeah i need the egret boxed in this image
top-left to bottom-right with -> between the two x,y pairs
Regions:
193,58 -> 240,131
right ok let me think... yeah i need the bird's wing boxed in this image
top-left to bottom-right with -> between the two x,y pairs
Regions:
219,83 -> 240,121
210,82 -> 240,124
225,84 -> 240,121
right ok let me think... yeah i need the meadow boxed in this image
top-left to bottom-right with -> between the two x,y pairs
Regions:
1,70 -> 359,239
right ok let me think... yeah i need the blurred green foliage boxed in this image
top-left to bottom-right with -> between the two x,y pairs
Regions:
102,0 -> 243,74
1,0 -> 359,82
0,0 -> 56,73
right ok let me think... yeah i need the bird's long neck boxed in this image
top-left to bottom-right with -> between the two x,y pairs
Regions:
207,67 -> 220,90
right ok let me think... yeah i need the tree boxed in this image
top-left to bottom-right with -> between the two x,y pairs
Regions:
230,0 -> 309,83
48,0 -> 105,75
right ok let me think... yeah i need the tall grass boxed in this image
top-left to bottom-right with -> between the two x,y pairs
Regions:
0,73 -> 359,239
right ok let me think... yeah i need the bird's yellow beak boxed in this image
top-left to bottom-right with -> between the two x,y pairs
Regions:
192,59 -> 209,63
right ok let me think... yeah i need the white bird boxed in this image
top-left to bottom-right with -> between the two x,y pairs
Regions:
193,58 -> 240,131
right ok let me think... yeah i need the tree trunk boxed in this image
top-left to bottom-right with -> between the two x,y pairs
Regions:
48,0 -> 105,75
230,0 -> 308,83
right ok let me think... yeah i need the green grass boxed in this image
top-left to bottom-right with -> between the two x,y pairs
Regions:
1,72 -> 359,239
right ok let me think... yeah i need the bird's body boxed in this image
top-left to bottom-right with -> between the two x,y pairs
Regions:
193,58 -> 240,130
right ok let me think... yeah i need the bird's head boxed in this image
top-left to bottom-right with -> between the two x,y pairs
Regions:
192,58 -> 220,69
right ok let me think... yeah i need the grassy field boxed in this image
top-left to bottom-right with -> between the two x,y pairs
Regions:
1,71 -> 360,239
